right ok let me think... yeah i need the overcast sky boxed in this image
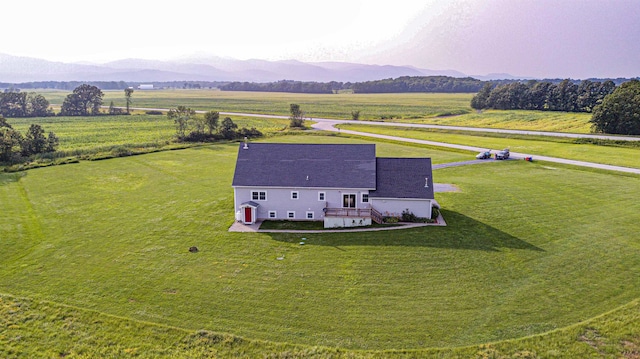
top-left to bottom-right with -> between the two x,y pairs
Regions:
3,0 -> 639,79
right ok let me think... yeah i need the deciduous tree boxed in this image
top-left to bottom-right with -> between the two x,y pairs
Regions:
26,93 -> 54,117
351,110 -> 361,121
204,111 -> 219,135
289,104 -> 305,128
60,84 -> 104,116
219,117 -> 238,139
0,127 -> 22,162
590,79 -> 640,135
124,88 -> 134,113
46,131 -> 59,153
470,83 -> 494,110
21,124 -> 48,156
167,106 -> 195,138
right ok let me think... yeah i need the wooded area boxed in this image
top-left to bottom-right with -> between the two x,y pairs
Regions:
471,79 -> 616,113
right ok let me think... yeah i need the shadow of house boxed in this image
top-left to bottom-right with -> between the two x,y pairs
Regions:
264,210 -> 544,252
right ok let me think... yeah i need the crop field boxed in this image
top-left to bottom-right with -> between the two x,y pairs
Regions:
39,89 -> 474,120
7,113 -> 289,153
2,134 -> 640,357
37,89 -> 595,133
425,109 -> 593,133
340,124 -> 640,169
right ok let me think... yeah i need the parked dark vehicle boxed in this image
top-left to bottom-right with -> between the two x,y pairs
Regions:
496,148 -> 510,160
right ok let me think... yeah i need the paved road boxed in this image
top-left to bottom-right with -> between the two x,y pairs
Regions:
128,107 -> 640,174
314,118 -> 640,141
215,111 -> 640,142
319,124 -> 640,174
107,106 -> 640,141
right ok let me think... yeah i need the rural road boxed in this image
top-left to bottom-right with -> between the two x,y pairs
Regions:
310,120 -> 640,174
129,107 -> 640,174
214,111 -> 640,142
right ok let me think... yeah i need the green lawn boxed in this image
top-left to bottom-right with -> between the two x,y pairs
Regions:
2,135 -> 640,355
2,292 -> 639,358
339,124 -> 640,169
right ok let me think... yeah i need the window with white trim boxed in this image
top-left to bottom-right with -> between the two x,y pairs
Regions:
362,193 -> 369,203
343,193 -> 356,208
306,211 -> 314,219
318,192 -> 326,201
251,191 -> 267,201
291,191 -> 299,200
287,211 -> 295,219
268,211 -> 277,218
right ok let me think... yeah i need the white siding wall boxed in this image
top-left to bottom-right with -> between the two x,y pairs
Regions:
369,198 -> 433,219
234,187 -> 372,221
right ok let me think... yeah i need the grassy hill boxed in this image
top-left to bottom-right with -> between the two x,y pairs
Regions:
2,135 -> 640,357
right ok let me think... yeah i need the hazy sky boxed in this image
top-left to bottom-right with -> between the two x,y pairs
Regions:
3,0 -> 639,78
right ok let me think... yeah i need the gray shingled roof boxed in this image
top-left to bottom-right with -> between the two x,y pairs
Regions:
368,158 -> 434,199
232,143 -> 377,189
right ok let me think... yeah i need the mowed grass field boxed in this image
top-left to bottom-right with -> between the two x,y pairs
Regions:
37,89 -> 594,133
2,135 -> 640,357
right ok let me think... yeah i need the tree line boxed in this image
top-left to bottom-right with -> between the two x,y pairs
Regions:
219,76 -> 486,94
220,80 -> 347,94
350,76 -> 485,93
0,84 -> 128,118
1,81 -> 131,91
471,79 -> 616,113
0,90 -> 54,117
0,81 -> 229,91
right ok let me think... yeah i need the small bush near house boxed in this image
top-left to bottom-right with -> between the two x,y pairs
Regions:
383,216 -> 399,224
431,206 -> 440,220
401,209 -> 431,223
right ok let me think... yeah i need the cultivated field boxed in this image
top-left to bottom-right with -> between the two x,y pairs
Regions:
38,89 -> 593,133
8,114 -> 289,152
2,134 -> 640,357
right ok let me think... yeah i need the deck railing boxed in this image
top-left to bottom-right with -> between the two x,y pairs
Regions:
324,207 -> 384,224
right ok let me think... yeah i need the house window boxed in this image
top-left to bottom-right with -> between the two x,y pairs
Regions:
306,211 -> 314,219
251,191 -> 267,201
318,192 -> 325,201
343,194 -> 356,208
268,211 -> 277,219
362,194 -> 369,203
287,211 -> 295,219
291,191 -> 299,200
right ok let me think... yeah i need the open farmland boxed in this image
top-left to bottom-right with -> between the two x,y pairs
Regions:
2,135 -> 640,357
37,89 -> 595,133
41,89 -> 475,120
7,114 -> 289,153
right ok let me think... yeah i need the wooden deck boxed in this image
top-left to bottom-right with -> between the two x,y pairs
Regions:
324,207 -> 384,224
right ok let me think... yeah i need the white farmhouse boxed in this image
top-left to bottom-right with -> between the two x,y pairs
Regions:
231,143 -> 436,228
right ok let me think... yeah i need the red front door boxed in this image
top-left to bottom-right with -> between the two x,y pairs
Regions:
244,207 -> 252,223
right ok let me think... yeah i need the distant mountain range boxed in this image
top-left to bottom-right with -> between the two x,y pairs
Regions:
0,53 -> 523,83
